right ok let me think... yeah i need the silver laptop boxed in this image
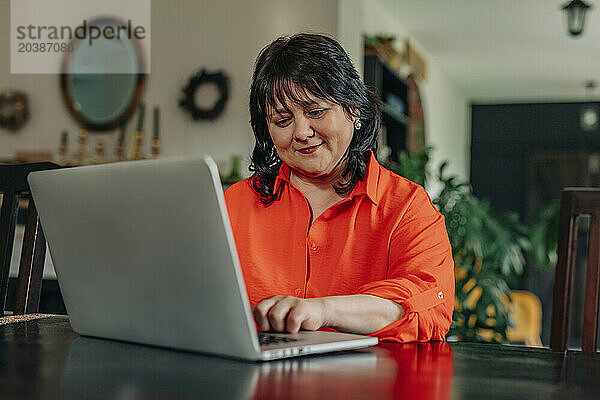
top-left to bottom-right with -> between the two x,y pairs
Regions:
28,156 -> 378,361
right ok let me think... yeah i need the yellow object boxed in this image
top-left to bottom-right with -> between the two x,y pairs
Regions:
464,286 -> 482,309
462,286 -> 542,346
506,290 -> 543,347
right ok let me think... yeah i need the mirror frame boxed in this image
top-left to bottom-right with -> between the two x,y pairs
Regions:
59,17 -> 147,132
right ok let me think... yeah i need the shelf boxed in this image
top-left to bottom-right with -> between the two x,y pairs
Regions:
383,104 -> 408,126
364,55 -> 407,97
363,53 -> 409,163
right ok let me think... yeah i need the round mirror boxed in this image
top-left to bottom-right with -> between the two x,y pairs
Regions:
60,17 -> 146,131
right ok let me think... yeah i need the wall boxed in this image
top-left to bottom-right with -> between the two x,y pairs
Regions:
1,0 -> 339,279
0,0 -> 339,175
1,0 -> 468,189
421,62 -> 470,194
3,0 -> 471,278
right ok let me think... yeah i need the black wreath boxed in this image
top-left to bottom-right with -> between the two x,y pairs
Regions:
179,69 -> 229,121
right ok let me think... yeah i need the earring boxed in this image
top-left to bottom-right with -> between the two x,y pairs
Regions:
354,119 -> 362,130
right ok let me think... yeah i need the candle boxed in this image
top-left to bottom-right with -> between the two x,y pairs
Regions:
119,123 -> 126,142
59,130 -> 68,165
136,103 -> 145,131
153,106 -> 160,140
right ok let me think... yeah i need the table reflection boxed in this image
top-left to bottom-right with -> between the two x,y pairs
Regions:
254,342 -> 453,400
59,337 -> 453,400
5,317 -> 600,400
60,337 -> 258,399
383,342 -> 453,400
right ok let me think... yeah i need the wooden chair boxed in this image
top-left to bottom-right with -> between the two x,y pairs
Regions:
0,162 -> 60,317
550,187 -> 600,353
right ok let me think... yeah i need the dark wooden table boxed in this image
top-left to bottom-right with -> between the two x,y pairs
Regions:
1,316 -> 599,399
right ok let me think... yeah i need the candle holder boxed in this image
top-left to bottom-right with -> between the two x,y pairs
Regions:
152,106 -> 160,158
133,130 -> 145,160
92,140 -> 106,164
151,138 -> 160,158
115,140 -> 124,161
127,103 -> 146,160
115,123 -> 126,161
58,130 -> 68,165
75,129 -> 88,166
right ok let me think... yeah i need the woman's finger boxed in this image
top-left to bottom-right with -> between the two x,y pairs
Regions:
285,305 -> 307,333
253,296 -> 284,331
267,297 -> 297,332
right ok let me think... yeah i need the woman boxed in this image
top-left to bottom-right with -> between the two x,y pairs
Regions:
225,33 -> 454,342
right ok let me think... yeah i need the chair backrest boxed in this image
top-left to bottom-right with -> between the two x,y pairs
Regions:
550,187 -> 600,353
0,162 -> 60,316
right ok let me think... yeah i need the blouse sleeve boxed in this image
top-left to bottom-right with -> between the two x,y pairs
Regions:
356,186 -> 455,342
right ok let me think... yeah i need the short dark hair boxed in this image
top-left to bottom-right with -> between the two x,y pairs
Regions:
249,33 -> 382,205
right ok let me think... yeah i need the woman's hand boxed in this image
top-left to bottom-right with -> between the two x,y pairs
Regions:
252,295 -> 327,333
252,294 -> 405,335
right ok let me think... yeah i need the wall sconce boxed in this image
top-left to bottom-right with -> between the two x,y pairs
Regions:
581,80 -> 599,131
562,0 -> 593,37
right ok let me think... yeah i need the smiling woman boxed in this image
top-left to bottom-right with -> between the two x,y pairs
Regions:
224,33 -> 454,342
267,96 -> 354,182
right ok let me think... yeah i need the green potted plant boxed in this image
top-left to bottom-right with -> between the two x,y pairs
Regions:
527,200 -> 560,270
390,148 -> 531,342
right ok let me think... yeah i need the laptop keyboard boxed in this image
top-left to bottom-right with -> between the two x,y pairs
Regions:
258,333 -> 299,346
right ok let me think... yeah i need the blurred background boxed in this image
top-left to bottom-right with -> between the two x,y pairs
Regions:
1,0 -> 598,348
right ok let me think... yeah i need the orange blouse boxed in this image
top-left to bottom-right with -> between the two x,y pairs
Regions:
224,151 -> 455,342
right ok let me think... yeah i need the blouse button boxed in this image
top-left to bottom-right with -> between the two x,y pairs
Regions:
311,242 -> 318,251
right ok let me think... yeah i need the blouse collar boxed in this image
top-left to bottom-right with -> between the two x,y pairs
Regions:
273,150 -> 379,205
